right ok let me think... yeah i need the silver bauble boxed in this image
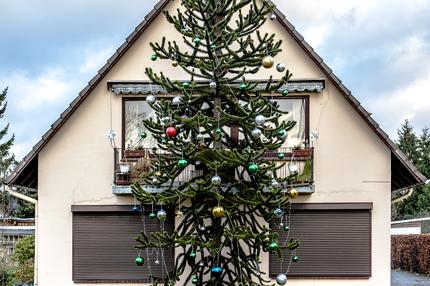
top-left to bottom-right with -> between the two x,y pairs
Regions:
199,226 -> 206,231
209,81 -> 217,89
199,262 -> 205,267
157,209 -> 167,221
255,115 -> 266,126
266,171 -> 273,177
172,96 -> 182,106
273,207 -> 283,218
276,63 -> 286,73
211,175 -> 222,186
146,95 -> 156,104
276,273 -> 287,285
269,13 -> 277,21
251,128 -> 262,138
271,179 -> 280,189
155,260 -> 160,265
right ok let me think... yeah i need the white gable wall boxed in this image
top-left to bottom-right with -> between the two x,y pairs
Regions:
37,1 -> 391,285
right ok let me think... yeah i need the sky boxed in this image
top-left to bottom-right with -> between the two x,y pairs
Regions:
0,0 -> 429,160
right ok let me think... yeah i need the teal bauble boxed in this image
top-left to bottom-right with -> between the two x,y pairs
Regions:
182,82 -> 191,88
210,44 -> 217,50
150,54 -> 157,61
140,132 -> 147,139
135,256 -> 144,266
282,89 -> 289,96
191,277 -> 199,284
268,241 -> 280,252
292,255 -> 299,262
283,225 -> 290,232
178,159 -> 188,168
248,163 -> 259,173
215,128 -> 222,135
194,36 -> 201,45
239,83 -> 247,90
149,212 -> 157,219
189,251 -> 197,259
277,152 -> 285,159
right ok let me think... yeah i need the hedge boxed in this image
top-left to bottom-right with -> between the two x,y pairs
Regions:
392,234 -> 430,275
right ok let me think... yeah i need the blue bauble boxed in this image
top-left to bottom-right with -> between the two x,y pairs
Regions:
211,266 -> 223,275
274,208 -> 284,218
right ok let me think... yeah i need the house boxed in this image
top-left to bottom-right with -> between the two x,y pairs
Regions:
5,0 -> 426,285
391,217 -> 430,235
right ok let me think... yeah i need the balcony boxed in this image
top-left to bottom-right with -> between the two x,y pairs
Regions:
112,147 -> 314,195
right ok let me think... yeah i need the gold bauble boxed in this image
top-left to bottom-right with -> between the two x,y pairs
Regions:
175,210 -> 184,218
262,55 -> 274,69
287,188 -> 299,199
212,206 -> 225,218
172,60 -> 179,67
155,171 -> 162,177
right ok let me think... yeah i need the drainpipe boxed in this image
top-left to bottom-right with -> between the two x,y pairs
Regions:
6,186 -> 38,286
391,188 -> 413,205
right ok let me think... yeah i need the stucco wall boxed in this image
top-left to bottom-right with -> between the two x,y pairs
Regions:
37,1 -> 391,285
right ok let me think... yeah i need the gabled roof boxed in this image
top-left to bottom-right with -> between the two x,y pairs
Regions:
6,0 -> 427,190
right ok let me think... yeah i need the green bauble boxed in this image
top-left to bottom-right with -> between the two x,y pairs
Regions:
282,89 -> 289,96
135,256 -> 144,266
193,36 -> 201,45
277,152 -> 285,159
161,137 -> 168,144
189,251 -> 197,259
182,82 -> 191,88
292,255 -> 300,262
215,128 -> 222,135
191,277 -> 199,284
140,132 -> 147,139
210,44 -> 217,50
277,129 -> 287,138
239,83 -> 247,90
268,241 -> 280,252
150,54 -> 157,61
248,163 -> 259,173
149,212 -> 157,219
283,225 -> 290,232
178,159 -> 188,168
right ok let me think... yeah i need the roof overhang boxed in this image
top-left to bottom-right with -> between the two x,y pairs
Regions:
5,0 -> 427,191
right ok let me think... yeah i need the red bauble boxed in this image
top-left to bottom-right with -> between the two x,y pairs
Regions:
166,126 -> 177,137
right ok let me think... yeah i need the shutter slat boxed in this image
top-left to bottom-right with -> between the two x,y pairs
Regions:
270,209 -> 371,278
73,211 -> 173,282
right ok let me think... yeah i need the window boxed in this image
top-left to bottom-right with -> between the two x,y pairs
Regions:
270,203 -> 372,278
277,97 -> 308,148
72,205 -> 174,283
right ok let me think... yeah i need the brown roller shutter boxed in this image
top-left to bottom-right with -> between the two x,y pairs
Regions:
270,203 -> 372,278
72,206 -> 174,283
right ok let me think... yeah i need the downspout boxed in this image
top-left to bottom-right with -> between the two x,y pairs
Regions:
6,186 -> 38,286
391,188 -> 413,205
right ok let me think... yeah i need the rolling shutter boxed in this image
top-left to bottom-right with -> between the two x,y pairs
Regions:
72,205 -> 174,283
270,203 -> 372,278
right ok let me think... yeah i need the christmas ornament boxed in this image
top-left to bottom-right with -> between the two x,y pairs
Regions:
154,260 -> 160,265
239,83 -> 247,90
175,210 -> 184,218
189,251 -> 197,259
274,208 -> 283,218
268,241 -> 280,252
251,128 -> 262,138
255,115 -> 266,126
282,89 -> 289,96
215,128 -> 222,135
182,82 -> 191,88
266,170 -> 273,177
149,212 -> 157,219
288,188 -> 298,198
150,54 -> 157,61
135,256 -> 144,266
248,163 -> 259,173
166,126 -> 177,137
277,129 -> 287,139
288,164 -> 298,173
276,273 -> 287,285
161,137 -> 168,144
212,206 -> 225,218
211,175 -> 222,186
199,262 -> 205,267
199,226 -> 206,232
277,152 -> 285,159
172,96 -> 182,106
211,266 -> 223,275
132,206 -> 139,212
271,179 -> 280,189
172,60 -> 179,67
193,36 -> 201,45
210,44 -> 217,50
155,171 -> 162,176
276,63 -> 286,72
146,95 -> 156,104
283,225 -> 290,232
209,81 -> 217,89
157,209 -> 167,221
269,13 -> 277,21
140,132 -> 147,139
262,55 -> 274,68
178,159 -> 188,168
292,255 -> 300,262
191,277 -> 199,284
152,178 -> 159,184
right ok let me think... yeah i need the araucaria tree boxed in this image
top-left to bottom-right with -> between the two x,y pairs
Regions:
132,1 -> 300,285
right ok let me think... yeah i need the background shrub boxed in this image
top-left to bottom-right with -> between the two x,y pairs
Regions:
392,234 -> 430,275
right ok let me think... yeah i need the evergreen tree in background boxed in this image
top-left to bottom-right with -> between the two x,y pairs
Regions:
132,0 -> 300,285
392,120 -> 430,220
